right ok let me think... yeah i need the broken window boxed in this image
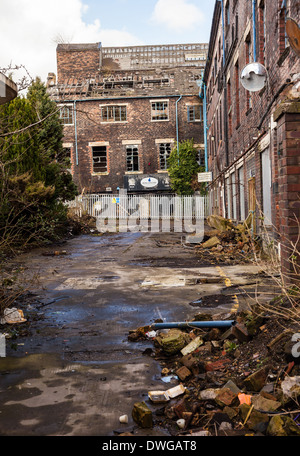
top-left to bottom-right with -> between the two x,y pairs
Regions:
101,105 -> 127,122
197,149 -> 206,168
187,105 -> 202,122
59,105 -> 73,125
151,101 -> 169,121
92,146 -> 107,173
159,143 -> 172,170
126,146 -> 139,172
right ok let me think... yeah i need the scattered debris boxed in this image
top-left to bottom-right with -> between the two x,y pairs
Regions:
0,307 -> 27,324
129,299 -> 300,436
132,402 -> 153,428
42,250 -> 68,257
119,415 -> 128,424
193,215 -> 262,265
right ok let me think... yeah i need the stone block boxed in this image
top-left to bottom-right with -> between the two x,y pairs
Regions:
158,329 -> 186,356
243,365 -> 270,392
202,236 -> 221,249
239,404 -> 269,432
132,402 -> 153,428
267,415 -> 300,436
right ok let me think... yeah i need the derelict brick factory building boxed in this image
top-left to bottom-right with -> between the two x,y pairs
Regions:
47,42 -> 208,194
202,0 -> 300,279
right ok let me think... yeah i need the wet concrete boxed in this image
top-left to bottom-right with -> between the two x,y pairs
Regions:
0,231 -> 263,436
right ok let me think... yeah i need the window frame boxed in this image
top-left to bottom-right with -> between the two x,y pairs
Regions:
151,100 -> 169,122
126,145 -> 140,172
100,105 -> 127,123
158,143 -> 172,170
59,104 -> 74,125
92,145 -> 108,174
187,105 -> 202,122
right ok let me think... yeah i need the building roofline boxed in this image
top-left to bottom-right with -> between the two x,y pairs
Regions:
203,0 -> 222,83
0,73 -> 18,105
56,42 -> 209,52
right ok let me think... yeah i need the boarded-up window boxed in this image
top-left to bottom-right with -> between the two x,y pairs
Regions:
261,147 -> 272,225
92,146 -> 107,173
238,166 -> 245,221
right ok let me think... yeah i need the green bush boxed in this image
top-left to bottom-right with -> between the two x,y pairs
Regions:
0,78 -> 77,252
167,139 -> 206,195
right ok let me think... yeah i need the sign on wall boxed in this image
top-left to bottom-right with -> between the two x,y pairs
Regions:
198,172 -> 212,183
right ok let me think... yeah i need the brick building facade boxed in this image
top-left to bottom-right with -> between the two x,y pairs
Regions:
202,0 -> 300,279
47,42 -> 208,194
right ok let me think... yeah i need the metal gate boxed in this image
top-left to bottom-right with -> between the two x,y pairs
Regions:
68,193 -> 210,220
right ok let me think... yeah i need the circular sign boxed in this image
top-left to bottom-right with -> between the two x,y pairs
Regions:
141,177 -> 158,188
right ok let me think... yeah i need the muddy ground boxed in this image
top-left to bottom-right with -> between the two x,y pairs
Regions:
0,231 -> 297,437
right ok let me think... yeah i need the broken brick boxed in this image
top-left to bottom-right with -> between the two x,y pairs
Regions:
215,388 -> 239,408
231,323 -> 251,343
205,358 -> 232,372
176,365 -> 192,381
174,399 -> 190,419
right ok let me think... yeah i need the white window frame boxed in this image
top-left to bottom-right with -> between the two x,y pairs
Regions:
100,104 -> 128,123
59,104 -> 74,126
151,99 -> 169,122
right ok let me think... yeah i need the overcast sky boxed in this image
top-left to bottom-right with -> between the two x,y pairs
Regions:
0,0 -> 215,89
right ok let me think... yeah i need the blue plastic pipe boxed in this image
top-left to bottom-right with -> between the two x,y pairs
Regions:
252,0 -> 257,62
152,321 -> 235,330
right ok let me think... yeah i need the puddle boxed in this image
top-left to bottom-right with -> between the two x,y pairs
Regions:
54,276 -> 120,290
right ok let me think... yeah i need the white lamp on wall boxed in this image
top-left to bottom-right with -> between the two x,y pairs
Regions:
240,62 -> 268,92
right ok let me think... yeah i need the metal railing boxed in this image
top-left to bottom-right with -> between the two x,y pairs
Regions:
67,193 -> 210,220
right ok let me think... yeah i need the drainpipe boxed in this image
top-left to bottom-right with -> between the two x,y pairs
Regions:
220,0 -> 230,219
200,82 -> 209,172
252,0 -> 257,62
220,0 -> 229,169
176,95 -> 182,164
74,100 -> 79,166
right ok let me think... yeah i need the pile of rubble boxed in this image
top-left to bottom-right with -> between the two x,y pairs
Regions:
194,215 -> 261,265
127,309 -> 300,436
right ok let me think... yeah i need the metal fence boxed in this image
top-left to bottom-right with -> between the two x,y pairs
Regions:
67,193 -> 210,220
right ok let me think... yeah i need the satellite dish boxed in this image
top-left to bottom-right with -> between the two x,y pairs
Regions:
240,62 -> 268,92
286,17 -> 300,57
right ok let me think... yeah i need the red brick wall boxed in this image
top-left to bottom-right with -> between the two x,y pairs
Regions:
276,110 -> 300,280
57,45 -> 100,82
62,96 -> 203,193
205,0 -> 300,240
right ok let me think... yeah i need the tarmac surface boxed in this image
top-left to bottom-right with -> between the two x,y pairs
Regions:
0,231 -> 262,436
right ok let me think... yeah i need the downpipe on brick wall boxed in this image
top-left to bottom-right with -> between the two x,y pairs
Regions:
74,100 -> 79,166
176,95 -> 183,165
200,82 -> 208,172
